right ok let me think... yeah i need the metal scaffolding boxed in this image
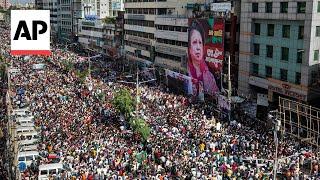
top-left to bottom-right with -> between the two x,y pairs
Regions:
278,97 -> 320,149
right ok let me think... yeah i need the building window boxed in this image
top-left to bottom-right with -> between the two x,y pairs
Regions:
266,45 -> 273,58
281,47 -> 289,61
252,3 -> 258,12
295,72 -> 301,85
267,24 -> 274,36
318,1 -> 320,12
254,43 -> 260,55
280,2 -> 288,13
314,50 -> 319,61
280,69 -> 288,82
282,25 -> 290,38
265,2 -> 272,13
265,66 -> 272,78
252,63 -> 259,75
298,26 -> 304,39
254,23 -> 260,35
297,49 -> 304,63
297,2 -> 306,13
316,26 -> 320,37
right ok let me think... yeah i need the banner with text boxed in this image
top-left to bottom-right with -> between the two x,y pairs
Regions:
165,69 -> 192,95
188,18 -> 224,98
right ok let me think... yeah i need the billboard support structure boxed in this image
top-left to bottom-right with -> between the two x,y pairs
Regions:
278,97 -> 320,149
227,54 -> 231,121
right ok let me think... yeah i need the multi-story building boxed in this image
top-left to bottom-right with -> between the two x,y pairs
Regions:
154,16 -> 189,72
78,18 -> 122,57
82,0 -> 124,19
40,0 -> 58,39
36,0 -> 81,43
57,0 -> 74,41
78,18 -> 106,52
78,0 -> 124,57
238,0 -> 320,107
0,0 -> 10,9
124,0 -> 206,69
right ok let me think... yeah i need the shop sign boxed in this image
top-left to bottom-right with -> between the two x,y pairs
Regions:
268,85 -> 307,101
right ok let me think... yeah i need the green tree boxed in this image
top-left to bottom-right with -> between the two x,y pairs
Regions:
62,60 -> 74,72
111,88 -> 135,119
130,117 -> 151,141
76,69 -> 89,84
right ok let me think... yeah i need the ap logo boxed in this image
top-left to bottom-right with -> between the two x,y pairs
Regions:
11,10 -> 51,56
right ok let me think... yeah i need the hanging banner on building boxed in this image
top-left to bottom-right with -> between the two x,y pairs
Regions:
165,69 -> 193,95
210,3 -> 232,12
188,18 -> 224,98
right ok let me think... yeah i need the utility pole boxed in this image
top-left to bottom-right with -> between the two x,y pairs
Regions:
273,127 -> 278,180
270,110 -> 280,180
227,54 -> 232,121
135,67 -> 139,118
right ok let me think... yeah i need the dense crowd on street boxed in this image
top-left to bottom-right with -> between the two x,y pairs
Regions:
0,22 -> 319,179
0,21 -> 10,180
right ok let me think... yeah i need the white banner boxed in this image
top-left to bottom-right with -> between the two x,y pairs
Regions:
210,3 -> 232,12
32,63 -> 46,70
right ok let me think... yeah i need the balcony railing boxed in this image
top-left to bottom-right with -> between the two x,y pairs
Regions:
155,42 -> 186,57
125,35 -> 151,46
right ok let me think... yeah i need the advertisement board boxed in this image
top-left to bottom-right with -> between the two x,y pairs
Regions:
210,3 -> 232,12
188,18 -> 224,98
165,69 -> 193,95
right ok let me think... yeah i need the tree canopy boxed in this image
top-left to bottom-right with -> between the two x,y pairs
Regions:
75,69 -> 89,84
111,88 -> 135,119
102,17 -> 116,24
130,117 -> 151,141
111,88 -> 151,141
62,60 -> 74,72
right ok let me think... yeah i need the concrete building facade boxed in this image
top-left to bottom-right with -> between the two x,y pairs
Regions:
0,0 -> 10,9
78,18 -> 123,57
238,0 -> 320,105
123,0 -> 207,68
36,0 -> 82,43
82,0 -> 124,19
40,0 -> 58,39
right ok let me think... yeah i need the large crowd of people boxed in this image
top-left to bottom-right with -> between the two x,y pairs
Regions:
0,21 -> 11,180
0,21 -> 319,179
